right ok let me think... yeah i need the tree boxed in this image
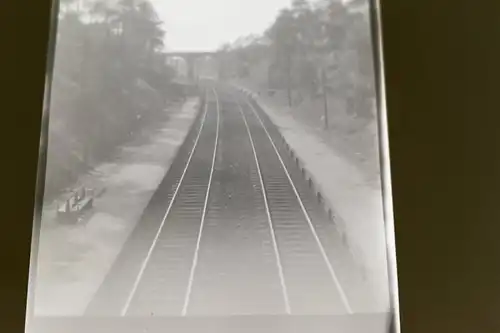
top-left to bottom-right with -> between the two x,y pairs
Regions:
267,8 -> 299,105
217,0 -> 375,121
45,0 -> 175,199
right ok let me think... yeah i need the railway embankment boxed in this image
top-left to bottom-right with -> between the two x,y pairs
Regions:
236,84 -> 391,312
34,98 -> 201,316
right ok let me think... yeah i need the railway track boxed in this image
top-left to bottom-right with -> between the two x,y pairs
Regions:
85,84 -> 359,317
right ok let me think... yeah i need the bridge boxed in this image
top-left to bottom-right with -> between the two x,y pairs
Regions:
164,51 -> 218,81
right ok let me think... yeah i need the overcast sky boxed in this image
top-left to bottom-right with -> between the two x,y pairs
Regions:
150,0 -> 292,52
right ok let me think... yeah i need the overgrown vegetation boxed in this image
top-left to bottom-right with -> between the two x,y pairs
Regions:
220,0 -> 379,183
45,0 -> 179,199
221,0 -> 374,119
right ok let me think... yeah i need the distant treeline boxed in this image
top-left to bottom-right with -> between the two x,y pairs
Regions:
44,0 -> 180,199
218,0 -> 375,121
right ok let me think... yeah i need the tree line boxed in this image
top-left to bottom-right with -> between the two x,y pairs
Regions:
218,0 -> 375,125
45,0 -> 178,199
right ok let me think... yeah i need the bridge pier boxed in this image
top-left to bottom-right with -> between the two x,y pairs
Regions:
165,51 -> 217,83
185,56 -> 196,82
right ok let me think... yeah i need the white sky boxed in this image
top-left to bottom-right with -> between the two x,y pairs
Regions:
151,0 -> 292,52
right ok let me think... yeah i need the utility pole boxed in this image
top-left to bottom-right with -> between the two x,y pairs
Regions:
286,51 -> 292,108
321,67 -> 329,130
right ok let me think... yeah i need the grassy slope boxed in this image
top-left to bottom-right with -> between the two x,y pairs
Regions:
240,64 -> 381,189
